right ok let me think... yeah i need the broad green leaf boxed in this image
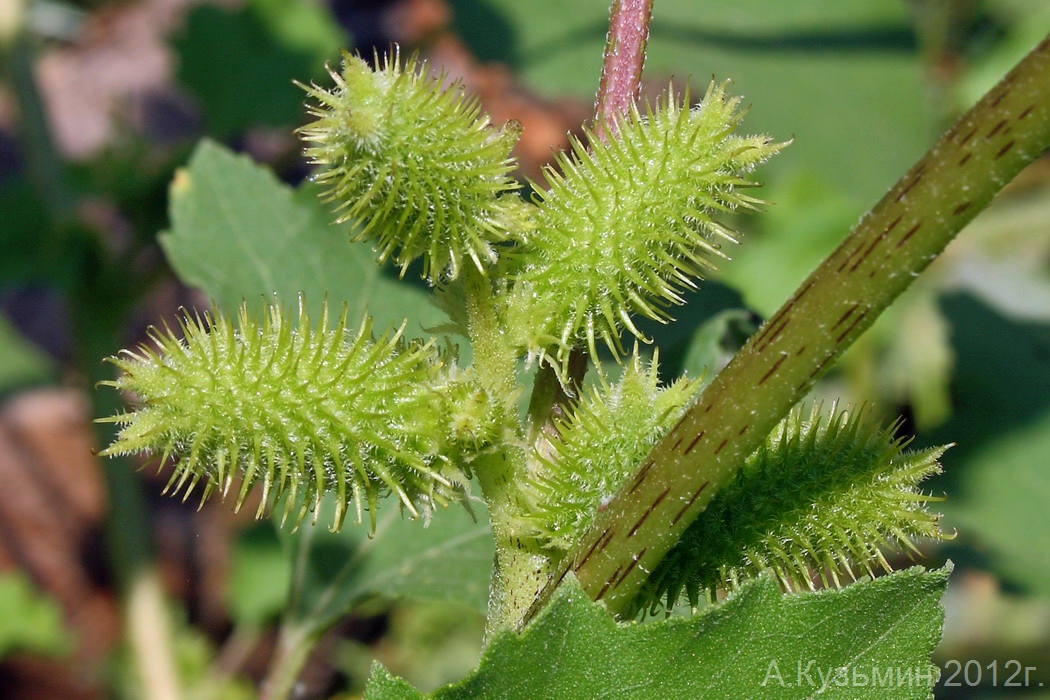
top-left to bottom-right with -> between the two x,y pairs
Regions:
160,140 -> 444,335
172,0 -> 344,136
928,294 -> 1050,598
373,566 -> 948,699
0,572 -> 72,659
239,497 -> 493,635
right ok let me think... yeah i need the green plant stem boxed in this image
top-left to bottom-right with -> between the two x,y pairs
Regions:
257,515 -> 317,700
527,32 -> 1050,623
495,0 -> 653,633
456,267 -> 550,637
260,623 -> 315,700
2,19 -> 72,224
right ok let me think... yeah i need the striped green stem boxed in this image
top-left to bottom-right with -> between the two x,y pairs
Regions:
526,32 -> 1050,624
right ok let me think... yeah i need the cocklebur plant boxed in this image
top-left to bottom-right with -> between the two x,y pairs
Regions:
97,2 -> 1050,696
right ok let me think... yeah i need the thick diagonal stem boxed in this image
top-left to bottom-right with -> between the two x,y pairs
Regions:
528,32 -> 1050,623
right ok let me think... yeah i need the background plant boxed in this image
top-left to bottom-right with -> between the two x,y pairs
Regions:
2,1 -> 1050,700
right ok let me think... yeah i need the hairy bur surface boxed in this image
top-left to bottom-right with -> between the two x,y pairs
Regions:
520,354 -> 701,550
522,369 -> 948,619
298,51 -> 534,284
98,301 -> 469,532
635,404 -> 948,617
507,83 -> 785,370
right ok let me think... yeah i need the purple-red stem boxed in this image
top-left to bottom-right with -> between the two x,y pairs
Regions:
593,0 -> 654,143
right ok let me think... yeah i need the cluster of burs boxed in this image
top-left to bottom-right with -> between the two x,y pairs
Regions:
101,52 -> 947,611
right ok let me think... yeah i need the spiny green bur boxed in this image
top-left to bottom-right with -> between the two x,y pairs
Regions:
507,83 -> 784,369
520,354 -> 701,550
636,403 -> 948,617
299,51 -> 534,283
98,301 -> 470,532
520,363 -> 947,616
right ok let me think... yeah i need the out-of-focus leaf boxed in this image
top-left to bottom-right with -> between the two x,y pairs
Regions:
718,171 -> 859,316
172,0 -> 345,136
227,524 -> 292,625
959,4 -> 1050,107
371,566 -> 948,699
231,498 -> 493,626
880,289 -> 953,428
678,308 -> 760,383
0,179 -> 49,282
945,190 -> 1050,322
0,314 -> 53,394
160,140 -> 444,336
250,0 -> 345,59
373,601 -> 486,694
0,572 -> 72,659
287,499 -> 494,628
628,280 -> 751,382
927,294 -> 1050,598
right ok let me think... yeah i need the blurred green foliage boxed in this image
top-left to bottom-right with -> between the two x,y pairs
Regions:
0,573 -> 71,659
173,0 -> 346,136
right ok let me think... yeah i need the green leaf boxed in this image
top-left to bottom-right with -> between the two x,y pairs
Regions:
365,663 -> 424,700
160,140 -> 445,335
0,572 -> 72,659
172,0 -> 345,136
375,566 -> 948,698
283,497 -> 494,630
